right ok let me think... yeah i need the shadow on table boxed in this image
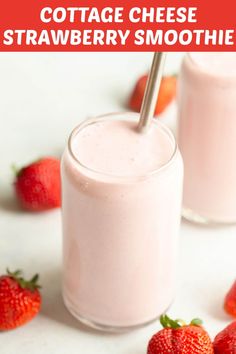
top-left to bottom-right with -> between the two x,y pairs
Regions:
0,189 -> 23,213
40,268 -> 121,337
205,290 -> 230,322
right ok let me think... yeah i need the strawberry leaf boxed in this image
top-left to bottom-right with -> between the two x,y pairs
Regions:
190,318 -> 203,326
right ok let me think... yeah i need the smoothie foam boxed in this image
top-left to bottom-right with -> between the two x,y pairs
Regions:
71,118 -> 174,177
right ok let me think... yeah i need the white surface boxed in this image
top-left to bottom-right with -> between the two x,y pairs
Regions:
0,52 -> 235,353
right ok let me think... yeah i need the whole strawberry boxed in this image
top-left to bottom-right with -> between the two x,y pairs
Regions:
214,321 -> 236,353
147,315 -> 214,354
129,75 -> 177,116
14,157 -> 61,211
0,269 -> 41,330
224,281 -> 236,318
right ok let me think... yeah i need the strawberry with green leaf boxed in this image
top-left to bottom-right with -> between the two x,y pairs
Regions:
0,269 -> 41,330
147,314 -> 214,354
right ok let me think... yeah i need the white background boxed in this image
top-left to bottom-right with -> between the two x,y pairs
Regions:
0,52 -> 235,353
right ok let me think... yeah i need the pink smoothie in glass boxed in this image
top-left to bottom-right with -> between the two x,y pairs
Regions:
61,112 -> 183,330
178,53 -> 236,223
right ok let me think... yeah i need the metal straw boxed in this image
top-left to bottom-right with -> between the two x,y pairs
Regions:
138,52 -> 166,132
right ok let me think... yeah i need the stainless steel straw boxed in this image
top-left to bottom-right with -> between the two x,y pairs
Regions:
138,52 -> 166,132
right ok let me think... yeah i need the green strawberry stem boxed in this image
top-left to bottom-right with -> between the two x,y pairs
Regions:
190,318 -> 203,326
160,314 -> 203,329
11,164 -> 21,177
7,269 -> 41,292
160,315 -> 181,329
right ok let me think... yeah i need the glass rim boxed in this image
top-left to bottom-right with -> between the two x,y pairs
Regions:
68,112 -> 178,182
186,52 -> 236,82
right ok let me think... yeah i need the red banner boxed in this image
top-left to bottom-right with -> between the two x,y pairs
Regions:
0,0 -> 235,51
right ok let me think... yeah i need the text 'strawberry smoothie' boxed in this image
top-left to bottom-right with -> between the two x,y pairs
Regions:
61,112 -> 183,330
178,53 -> 236,223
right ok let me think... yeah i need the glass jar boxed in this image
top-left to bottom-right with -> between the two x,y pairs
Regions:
61,112 -> 183,331
177,53 -> 236,224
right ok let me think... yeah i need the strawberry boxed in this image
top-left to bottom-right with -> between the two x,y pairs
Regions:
213,321 -> 236,353
129,75 -> 177,116
14,157 -> 61,211
224,281 -> 236,318
147,314 -> 214,354
0,269 -> 41,330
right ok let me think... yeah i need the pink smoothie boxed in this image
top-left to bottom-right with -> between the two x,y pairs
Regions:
178,53 -> 236,223
61,112 -> 183,329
